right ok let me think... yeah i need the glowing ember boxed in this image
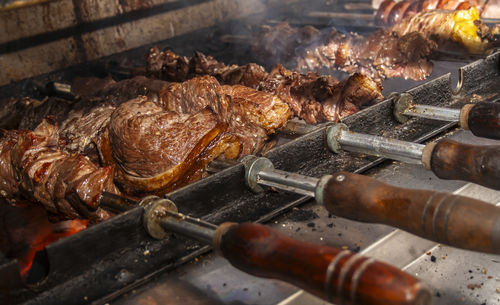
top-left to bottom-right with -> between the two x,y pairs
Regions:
18,218 -> 88,277
0,201 -> 89,278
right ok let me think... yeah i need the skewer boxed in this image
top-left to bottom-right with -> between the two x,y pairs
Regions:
307,11 -> 375,20
393,93 -> 500,140
219,34 -> 252,45
343,3 -> 375,11
326,123 -> 500,190
242,157 -> 500,255
99,192 -> 431,305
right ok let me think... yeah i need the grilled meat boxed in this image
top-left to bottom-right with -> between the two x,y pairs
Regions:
146,47 -> 268,88
375,0 -> 499,25
11,74 -> 291,197
391,7 -> 498,54
0,119 -> 119,221
4,48 -> 379,205
245,21 -> 436,81
146,49 -> 383,122
259,65 -> 382,123
17,76 -> 172,162
160,75 -> 292,154
297,26 -> 436,81
99,96 -> 241,196
247,7 -> 496,79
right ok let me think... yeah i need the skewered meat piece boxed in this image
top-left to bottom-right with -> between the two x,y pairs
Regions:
259,65 -> 383,124
0,119 -> 118,221
159,75 -> 292,154
99,96 -> 241,196
375,0 -> 498,25
146,47 -> 268,88
13,74 -> 290,196
99,76 -> 290,195
245,21 -> 436,81
16,76 -> 172,164
391,7 -> 498,53
18,73 -> 290,158
252,7 -> 495,80
146,48 -> 383,122
297,26 -> 435,81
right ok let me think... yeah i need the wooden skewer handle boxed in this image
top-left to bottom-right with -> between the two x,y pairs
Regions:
460,102 -> 500,140
423,138 -> 500,190
214,222 -> 431,305
316,172 -> 500,254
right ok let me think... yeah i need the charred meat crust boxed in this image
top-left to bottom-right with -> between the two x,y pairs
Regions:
0,120 -> 118,221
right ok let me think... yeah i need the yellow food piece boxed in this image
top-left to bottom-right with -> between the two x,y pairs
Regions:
451,7 -> 484,53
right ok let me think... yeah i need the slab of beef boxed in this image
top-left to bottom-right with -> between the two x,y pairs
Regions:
259,65 -> 383,123
99,96 -> 241,196
146,47 -> 268,88
243,21 -> 439,81
160,75 -> 292,155
0,120 -> 119,221
296,26 -> 435,82
146,49 -> 382,123
17,76 -> 172,162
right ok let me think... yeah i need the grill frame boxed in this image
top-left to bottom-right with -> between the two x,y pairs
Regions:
1,2 -> 500,302
1,50 -> 499,305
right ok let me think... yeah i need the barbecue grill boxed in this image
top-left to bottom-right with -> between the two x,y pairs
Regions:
1,1 -> 500,304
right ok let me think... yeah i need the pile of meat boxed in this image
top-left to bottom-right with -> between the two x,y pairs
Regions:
248,8 -> 497,81
145,48 -> 383,123
0,119 -> 117,221
0,53 -> 383,221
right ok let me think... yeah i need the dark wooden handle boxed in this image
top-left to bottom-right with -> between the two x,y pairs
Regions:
429,138 -> 500,190
461,102 -> 500,140
316,172 -> 500,254
216,222 -> 431,305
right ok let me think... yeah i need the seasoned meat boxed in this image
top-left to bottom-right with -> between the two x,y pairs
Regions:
18,76 -> 172,161
248,11 -> 495,80
160,75 -> 229,120
146,47 -> 268,88
259,65 -> 382,123
161,75 -> 291,154
222,84 -> 292,134
100,96 -> 240,195
146,49 -> 382,123
0,120 -> 118,221
374,0 -> 497,25
297,26 -> 436,81
391,7 -> 497,54
219,63 -> 268,89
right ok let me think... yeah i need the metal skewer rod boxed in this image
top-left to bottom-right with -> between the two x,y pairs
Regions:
326,123 -> 500,190
99,192 -> 431,305
257,168 -> 318,197
327,123 -> 425,164
393,93 -> 500,140
398,104 -> 461,122
242,157 -> 500,255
